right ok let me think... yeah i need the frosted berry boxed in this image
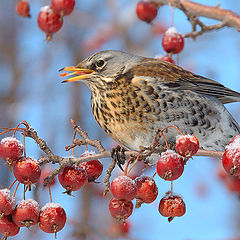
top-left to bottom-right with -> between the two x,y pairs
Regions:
58,166 -> 87,194
158,55 -> 175,64
12,199 -> 40,228
0,137 -> 23,164
0,216 -> 20,238
51,0 -> 75,16
13,157 -> 41,187
222,148 -> 240,176
229,135 -> 240,145
39,203 -> 66,234
162,27 -> 184,54
109,198 -> 133,222
135,176 -> 158,207
0,189 -> 15,218
37,6 -> 63,41
136,1 -> 158,23
16,0 -> 30,18
157,150 -> 184,181
175,134 -> 199,157
81,158 -> 103,182
111,176 -> 137,201
159,192 -> 186,222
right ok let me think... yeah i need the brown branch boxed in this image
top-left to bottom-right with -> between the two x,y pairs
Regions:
153,0 -> 240,31
103,158 -> 116,197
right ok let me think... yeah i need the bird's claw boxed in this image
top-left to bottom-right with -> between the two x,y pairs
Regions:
111,145 -> 126,171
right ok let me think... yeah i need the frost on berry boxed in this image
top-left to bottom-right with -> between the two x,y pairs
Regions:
162,27 -> 184,54
222,139 -> 240,177
158,192 -> 186,222
13,157 -> 41,187
0,137 -> 23,165
16,0 -> 31,18
135,175 -> 158,208
81,151 -> 103,182
58,166 -> 87,195
175,134 -> 199,157
109,198 -> 133,222
37,5 -> 63,41
157,150 -> 185,181
39,203 -> 66,234
51,0 -> 75,16
110,175 -> 137,201
0,189 -> 16,218
0,216 -> 20,238
12,199 -> 40,228
157,55 -> 175,64
136,1 -> 158,23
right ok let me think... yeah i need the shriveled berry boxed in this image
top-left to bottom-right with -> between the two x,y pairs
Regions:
13,157 -> 41,187
175,134 -> 199,157
157,55 -> 175,64
109,198 -> 133,222
16,0 -> 30,17
39,203 -> 66,234
58,166 -> 87,194
0,189 -> 15,218
111,175 -> 137,201
135,176 -> 158,207
51,0 -> 75,16
136,1 -> 158,23
157,150 -> 184,181
12,199 -> 40,228
0,137 -> 23,163
37,6 -> 63,41
0,216 -> 20,238
162,27 -> 184,54
159,192 -> 186,222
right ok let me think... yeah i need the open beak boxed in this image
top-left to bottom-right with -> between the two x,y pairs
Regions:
59,66 -> 95,83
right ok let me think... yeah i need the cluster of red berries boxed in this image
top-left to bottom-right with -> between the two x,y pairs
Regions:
58,151 -> 103,195
15,0 -> 75,41
0,135 -> 104,238
108,134 -> 198,222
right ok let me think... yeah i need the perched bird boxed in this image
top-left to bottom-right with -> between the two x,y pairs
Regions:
61,50 -> 240,163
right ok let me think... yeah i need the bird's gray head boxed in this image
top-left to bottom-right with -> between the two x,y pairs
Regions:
61,50 -> 143,88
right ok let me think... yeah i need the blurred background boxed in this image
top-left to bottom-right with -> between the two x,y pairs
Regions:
0,0 -> 240,239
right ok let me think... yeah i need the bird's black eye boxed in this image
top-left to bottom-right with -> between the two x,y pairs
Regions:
95,59 -> 105,68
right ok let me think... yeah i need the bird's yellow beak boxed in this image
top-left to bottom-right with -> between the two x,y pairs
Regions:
59,66 -> 95,83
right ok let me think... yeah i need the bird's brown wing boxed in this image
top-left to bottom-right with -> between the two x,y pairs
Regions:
133,59 -> 240,104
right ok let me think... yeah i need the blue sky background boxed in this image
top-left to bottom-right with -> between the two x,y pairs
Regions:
1,0 -> 240,239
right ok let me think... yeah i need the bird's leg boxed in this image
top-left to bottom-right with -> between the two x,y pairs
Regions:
110,145 -> 126,171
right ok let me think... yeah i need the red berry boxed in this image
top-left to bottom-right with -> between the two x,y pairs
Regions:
51,0 -> 75,16
157,55 -> 175,64
16,0 -> 30,18
0,189 -> 16,217
119,221 -> 130,235
158,192 -> 186,222
39,203 -> 66,234
109,198 -> 133,222
81,153 -> 103,182
175,134 -> 199,157
157,150 -> 184,181
222,148 -> 240,177
37,6 -> 63,41
58,166 -> 87,194
111,176 -> 137,201
0,137 -> 23,163
136,1 -> 158,23
0,216 -> 20,238
162,27 -> 184,54
135,176 -> 158,207
12,199 -> 40,228
13,157 -> 41,187
229,135 -> 240,145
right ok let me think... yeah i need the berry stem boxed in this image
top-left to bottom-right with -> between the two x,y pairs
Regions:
23,133 -> 26,157
123,157 -> 133,176
72,130 -> 77,157
152,172 -> 157,178
12,122 -> 24,137
171,181 -> 173,194
8,179 -> 17,190
160,132 -> 170,150
49,185 -> 53,203
127,150 -> 143,176
13,181 -> 20,198
161,125 -> 184,136
23,185 -> 26,200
